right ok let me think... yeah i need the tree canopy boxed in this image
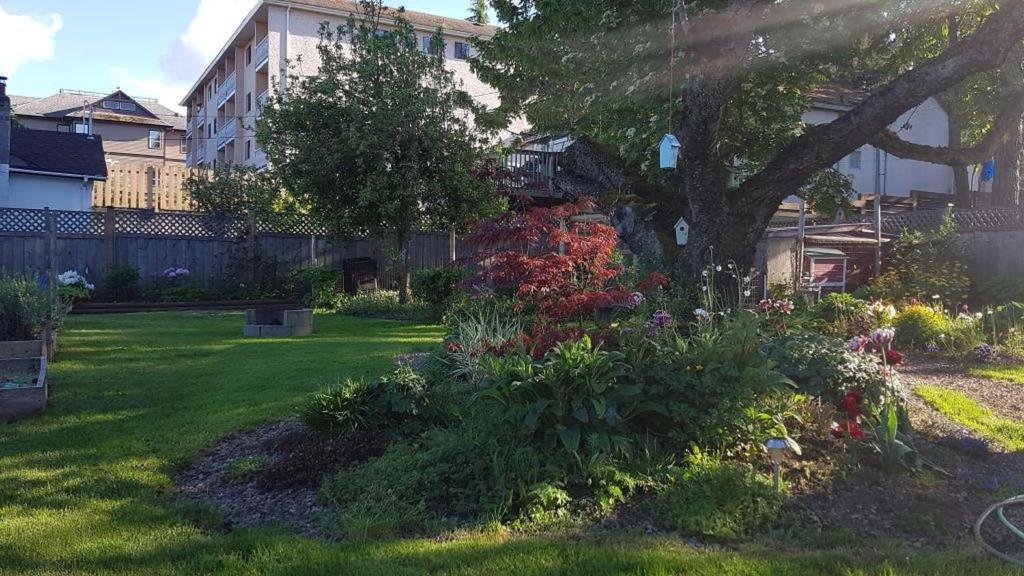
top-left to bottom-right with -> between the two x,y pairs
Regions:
475,0 -> 1024,279
258,0 -> 503,300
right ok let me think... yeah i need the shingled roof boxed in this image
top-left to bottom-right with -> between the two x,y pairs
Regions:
10,129 -> 108,180
11,89 -> 186,131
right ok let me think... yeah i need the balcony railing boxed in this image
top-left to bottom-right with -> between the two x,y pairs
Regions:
217,72 -> 237,107
499,150 -> 562,195
195,143 -> 206,164
256,90 -> 270,117
255,36 -> 269,69
217,118 -> 237,150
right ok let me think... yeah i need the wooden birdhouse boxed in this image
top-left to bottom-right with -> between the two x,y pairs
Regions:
659,134 -> 680,170
674,216 -> 689,246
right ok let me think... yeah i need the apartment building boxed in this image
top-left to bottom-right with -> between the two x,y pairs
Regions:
12,89 -> 186,167
181,0 -> 507,170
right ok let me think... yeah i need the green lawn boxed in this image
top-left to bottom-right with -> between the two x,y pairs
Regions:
916,385 -> 1024,451
0,312 -> 1020,575
970,364 -> 1024,385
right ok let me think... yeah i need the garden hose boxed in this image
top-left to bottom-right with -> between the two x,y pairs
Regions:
975,494 -> 1024,566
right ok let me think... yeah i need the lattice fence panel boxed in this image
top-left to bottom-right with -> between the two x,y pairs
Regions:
55,210 -> 104,235
0,208 -> 47,233
255,212 -> 325,236
881,208 -> 1024,234
115,210 -> 248,238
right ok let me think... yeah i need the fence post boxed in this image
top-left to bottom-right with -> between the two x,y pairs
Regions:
45,208 -> 57,310
104,206 -> 116,273
449,229 -> 456,263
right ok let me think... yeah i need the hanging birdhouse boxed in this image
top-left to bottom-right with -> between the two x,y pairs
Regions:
659,134 -> 680,170
674,216 -> 689,246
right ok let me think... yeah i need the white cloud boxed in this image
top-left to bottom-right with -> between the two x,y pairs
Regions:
109,67 -> 190,113
0,6 -> 63,77
181,0 -> 259,62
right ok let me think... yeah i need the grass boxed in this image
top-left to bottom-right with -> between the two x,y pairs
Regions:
0,312 -> 1020,575
970,363 -> 1024,384
916,385 -> 1024,451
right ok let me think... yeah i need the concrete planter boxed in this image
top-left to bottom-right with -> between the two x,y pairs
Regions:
243,308 -> 314,338
0,340 -> 48,422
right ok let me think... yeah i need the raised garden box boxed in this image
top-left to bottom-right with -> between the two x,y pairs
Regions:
243,308 -> 314,338
0,340 -> 48,422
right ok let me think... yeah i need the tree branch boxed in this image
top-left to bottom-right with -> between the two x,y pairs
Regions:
869,90 -> 1024,165
735,0 -> 1024,206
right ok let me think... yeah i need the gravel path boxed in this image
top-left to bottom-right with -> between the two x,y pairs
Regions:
903,358 -> 1024,424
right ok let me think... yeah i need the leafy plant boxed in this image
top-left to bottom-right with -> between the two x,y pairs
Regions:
411,267 -> 466,314
867,215 -> 969,303
477,336 -> 652,461
443,301 -> 524,384
653,449 -> 782,540
336,291 -> 433,321
292,266 -> 343,310
105,265 -> 140,302
0,275 -> 48,341
299,367 -> 442,435
810,293 -> 870,336
894,305 -> 950,349
762,331 -> 888,406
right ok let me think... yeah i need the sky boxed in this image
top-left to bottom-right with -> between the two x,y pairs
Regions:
0,0 -> 493,112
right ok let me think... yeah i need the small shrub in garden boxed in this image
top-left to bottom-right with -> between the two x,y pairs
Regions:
411,267 -> 466,314
105,265 -> 140,302
291,265 -> 343,310
0,275 -> 48,341
57,270 -> 95,303
300,367 -> 441,434
811,293 -> 869,336
762,331 -> 887,406
894,305 -> 949,349
336,290 -> 433,321
653,449 -> 782,540
444,301 -> 524,384
866,215 -> 969,303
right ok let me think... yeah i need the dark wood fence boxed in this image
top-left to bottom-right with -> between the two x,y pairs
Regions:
0,207 -> 459,292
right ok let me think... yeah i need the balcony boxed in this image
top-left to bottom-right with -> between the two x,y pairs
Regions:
217,118 -> 237,150
195,143 -> 206,164
217,72 -> 237,108
186,118 -> 193,137
256,90 -> 269,117
255,36 -> 269,69
499,150 -> 562,197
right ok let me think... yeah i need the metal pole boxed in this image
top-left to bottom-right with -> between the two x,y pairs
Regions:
796,199 -> 806,290
875,193 -> 883,276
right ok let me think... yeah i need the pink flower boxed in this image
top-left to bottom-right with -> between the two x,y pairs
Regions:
848,336 -> 869,353
870,327 -> 896,348
774,299 -> 795,315
759,298 -> 774,312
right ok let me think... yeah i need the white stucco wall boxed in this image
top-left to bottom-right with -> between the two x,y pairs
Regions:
2,173 -> 93,210
802,98 -> 953,197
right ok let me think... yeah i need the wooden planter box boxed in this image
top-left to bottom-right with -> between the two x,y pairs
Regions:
0,340 -> 49,422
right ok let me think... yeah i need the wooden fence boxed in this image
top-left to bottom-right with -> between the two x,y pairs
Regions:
0,207 -> 458,293
92,163 -> 197,211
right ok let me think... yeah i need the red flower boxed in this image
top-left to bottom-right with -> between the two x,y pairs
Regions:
839,391 -> 863,418
830,418 -> 864,440
884,349 -> 904,366
638,271 -> 670,292
445,341 -> 462,353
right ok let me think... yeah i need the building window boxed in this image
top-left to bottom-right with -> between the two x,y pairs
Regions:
422,36 -> 432,52
246,92 -> 252,113
120,101 -> 136,111
454,41 -> 469,60
180,138 -> 188,154
245,140 -> 252,160
847,150 -> 862,170
148,130 -> 162,149
73,123 -> 89,134
246,44 -> 252,65
102,100 -> 119,110
57,124 -> 70,133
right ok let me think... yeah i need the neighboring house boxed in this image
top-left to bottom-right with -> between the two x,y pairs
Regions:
806,85 -> 955,199
11,88 -> 186,167
181,0 -> 523,170
1,78 -> 108,211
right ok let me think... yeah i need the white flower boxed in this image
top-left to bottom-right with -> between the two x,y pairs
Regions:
715,265 -> 722,272
693,308 -> 711,322
932,294 -> 941,300
743,290 -> 751,297
702,270 -> 708,277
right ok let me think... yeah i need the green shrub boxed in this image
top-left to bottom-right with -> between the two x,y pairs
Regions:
810,293 -> 869,336
105,265 -> 140,302
321,412 -> 557,537
867,216 -> 969,303
0,275 -> 48,341
337,290 -> 433,321
292,266 -> 343,310
444,300 -> 524,384
974,275 -> 1024,305
479,336 -> 642,460
762,331 -> 887,405
411,267 -> 465,312
653,450 -> 782,540
894,305 -> 950,349
300,367 -> 440,434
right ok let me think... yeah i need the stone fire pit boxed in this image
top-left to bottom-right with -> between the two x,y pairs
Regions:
243,308 -> 314,338
0,340 -> 48,422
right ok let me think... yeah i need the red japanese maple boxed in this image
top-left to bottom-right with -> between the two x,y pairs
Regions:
467,198 -> 629,324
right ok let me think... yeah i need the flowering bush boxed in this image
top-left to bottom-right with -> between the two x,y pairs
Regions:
57,269 -> 94,302
974,344 -> 997,363
162,267 -> 190,279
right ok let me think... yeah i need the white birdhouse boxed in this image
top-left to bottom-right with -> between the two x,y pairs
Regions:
674,216 -> 689,246
659,134 -> 680,170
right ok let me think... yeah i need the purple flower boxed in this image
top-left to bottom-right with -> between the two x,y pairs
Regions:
848,336 -> 869,353
653,310 -> 673,327
626,291 -> 645,310
870,327 -> 896,348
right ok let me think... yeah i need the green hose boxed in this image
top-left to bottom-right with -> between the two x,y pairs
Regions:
975,495 -> 1024,566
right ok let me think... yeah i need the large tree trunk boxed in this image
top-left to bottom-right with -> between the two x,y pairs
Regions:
992,43 -> 1024,207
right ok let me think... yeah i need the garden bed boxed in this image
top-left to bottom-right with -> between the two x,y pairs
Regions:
72,299 -> 301,314
0,340 -> 48,422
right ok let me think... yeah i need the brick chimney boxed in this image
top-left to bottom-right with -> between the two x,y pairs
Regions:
0,76 -> 10,202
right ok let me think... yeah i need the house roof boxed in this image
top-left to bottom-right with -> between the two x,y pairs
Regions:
278,0 -> 498,37
9,129 -> 108,180
11,89 -> 186,131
